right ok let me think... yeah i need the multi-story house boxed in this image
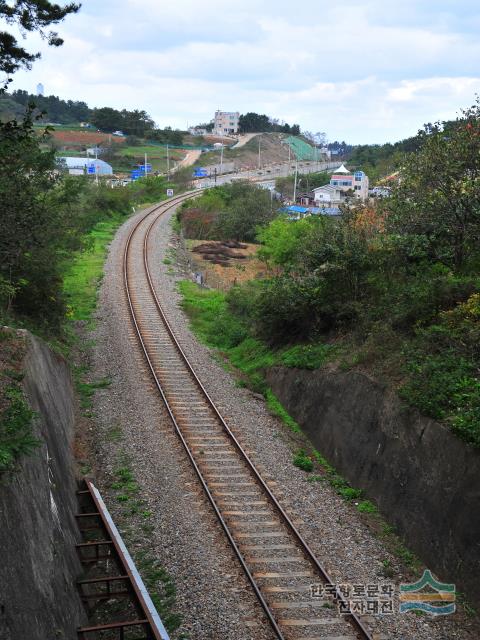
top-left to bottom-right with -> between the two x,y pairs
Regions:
213,110 -> 240,136
312,164 -> 369,206
329,164 -> 369,200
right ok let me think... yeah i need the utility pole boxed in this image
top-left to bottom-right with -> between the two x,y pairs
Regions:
220,143 -> 224,176
144,152 -> 148,177
258,138 -> 261,170
293,161 -> 298,203
95,147 -> 99,186
166,143 -> 170,180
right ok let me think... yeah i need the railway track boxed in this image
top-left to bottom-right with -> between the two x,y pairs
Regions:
123,193 -> 373,640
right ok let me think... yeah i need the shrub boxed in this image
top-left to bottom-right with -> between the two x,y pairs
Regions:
0,385 -> 37,473
281,343 -> 336,369
401,293 -> 480,447
293,449 -> 314,472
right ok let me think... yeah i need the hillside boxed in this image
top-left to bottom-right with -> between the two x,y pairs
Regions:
194,132 -> 319,171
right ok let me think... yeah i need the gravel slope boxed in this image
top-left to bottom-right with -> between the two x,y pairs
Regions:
89,201 -> 478,640
89,204 -> 273,640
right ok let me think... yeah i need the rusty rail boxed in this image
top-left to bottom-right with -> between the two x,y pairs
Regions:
121,193 -> 373,640
76,480 -> 170,640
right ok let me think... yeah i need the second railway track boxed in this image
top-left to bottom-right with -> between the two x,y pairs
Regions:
123,193 -> 373,640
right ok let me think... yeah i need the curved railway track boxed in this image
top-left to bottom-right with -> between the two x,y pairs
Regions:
123,193 -> 373,640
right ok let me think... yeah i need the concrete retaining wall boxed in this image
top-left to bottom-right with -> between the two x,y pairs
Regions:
0,332 -> 86,640
267,365 -> 480,606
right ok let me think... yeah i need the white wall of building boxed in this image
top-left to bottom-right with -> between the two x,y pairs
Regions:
214,111 -> 239,136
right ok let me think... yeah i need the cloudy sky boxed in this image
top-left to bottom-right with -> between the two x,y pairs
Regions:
7,0 -> 480,143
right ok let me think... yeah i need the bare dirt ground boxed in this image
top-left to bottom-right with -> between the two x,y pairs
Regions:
199,133 -> 291,172
185,239 -> 266,290
175,149 -> 202,169
232,133 -> 260,149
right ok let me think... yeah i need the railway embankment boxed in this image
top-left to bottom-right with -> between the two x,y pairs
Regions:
0,329 -> 86,640
267,364 -> 480,608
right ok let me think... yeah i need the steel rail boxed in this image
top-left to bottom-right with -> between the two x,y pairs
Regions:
76,480 -> 170,640
123,193 -> 373,640
123,193 -> 286,639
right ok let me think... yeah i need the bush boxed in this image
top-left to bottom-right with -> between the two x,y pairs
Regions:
0,385 -> 37,473
400,293 -> 480,446
178,182 -> 276,241
293,449 -> 314,472
178,281 -> 248,350
281,343 -> 336,369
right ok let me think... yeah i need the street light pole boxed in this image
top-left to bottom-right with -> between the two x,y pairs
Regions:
293,161 -> 298,203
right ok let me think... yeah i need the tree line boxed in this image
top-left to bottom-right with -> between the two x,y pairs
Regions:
1,90 -> 185,141
238,112 -> 300,135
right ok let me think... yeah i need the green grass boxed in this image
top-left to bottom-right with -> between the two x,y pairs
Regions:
63,213 -> 124,323
356,500 -> 378,514
116,145 -> 184,173
265,389 -> 301,433
77,377 -> 112,409
109,453 -> 182,633
293,449 -> 314,472
281,343 -> 337,369
0,332 -> 39,475
0,383 -> 38,473
177,281 -> 335,386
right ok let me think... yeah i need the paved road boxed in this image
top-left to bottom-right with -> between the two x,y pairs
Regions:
195,160 -> 340,188
175,149 -> 202,170
231,133 -> 260,149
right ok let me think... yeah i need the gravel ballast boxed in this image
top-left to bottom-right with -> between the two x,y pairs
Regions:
87,201 -> 478,640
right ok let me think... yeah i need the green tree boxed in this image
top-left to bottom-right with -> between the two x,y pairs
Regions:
215,183 -> 275,241
0,0 -> 80,80
276,171 -> 329,199
257,216 -> 322,270
90,107 -> 124,132
121,109 -> 155,136
150,126 -> 184,145
238,112 -> 300,134
385,102 -> 480,270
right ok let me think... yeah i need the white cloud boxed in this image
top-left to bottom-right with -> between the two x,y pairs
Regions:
6,0 -> 480,142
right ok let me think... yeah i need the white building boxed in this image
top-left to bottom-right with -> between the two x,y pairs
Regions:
329,165 -> 369,200
188,126 -> 209,136
312,184 -> 344,205
213,110 -> 239,136
57,157 -> 113,176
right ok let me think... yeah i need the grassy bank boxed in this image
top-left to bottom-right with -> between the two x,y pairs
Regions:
178,280 -> 335,391
63,212 -> 125,323
0,329 -> 37,475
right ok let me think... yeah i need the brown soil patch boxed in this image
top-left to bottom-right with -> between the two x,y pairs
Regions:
187,240 -> 266,290
49,130 -> 125,146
